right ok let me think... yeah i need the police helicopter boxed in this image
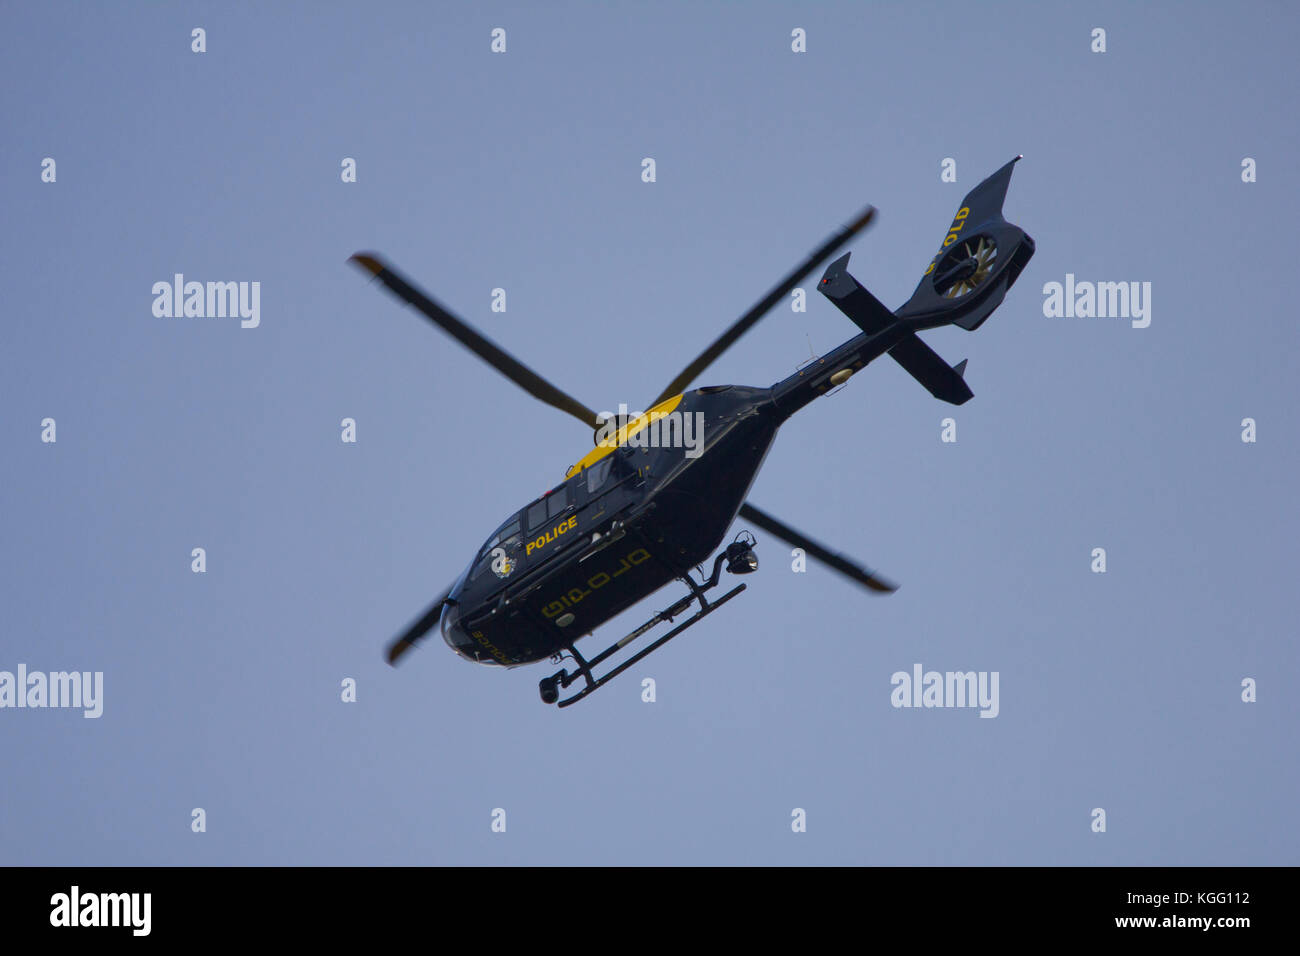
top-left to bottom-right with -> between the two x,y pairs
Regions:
351,157 -> 1034,706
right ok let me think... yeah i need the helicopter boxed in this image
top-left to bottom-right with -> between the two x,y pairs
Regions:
351,157 -> 1034,706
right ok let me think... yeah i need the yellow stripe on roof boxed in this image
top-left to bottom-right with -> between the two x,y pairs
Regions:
565,394 -> 684,478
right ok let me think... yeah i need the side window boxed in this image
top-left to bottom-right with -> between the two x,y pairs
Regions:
612,445 -> 642,483
528,484 -> 571,529
547,484 -> 570,519
585,458 -> 613,495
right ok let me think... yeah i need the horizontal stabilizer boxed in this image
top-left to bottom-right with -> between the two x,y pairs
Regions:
887,337 -> 972,405
818,251 -> 974,405
818,253 -> 895,335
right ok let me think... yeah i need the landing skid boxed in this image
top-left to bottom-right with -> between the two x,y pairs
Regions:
539,546 -> 751,707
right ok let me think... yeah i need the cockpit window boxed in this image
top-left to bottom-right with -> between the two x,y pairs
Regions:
471,517 -> 522,581
470,551 -> 494,581
485,518 -> 519,552
526,499 -> 548,531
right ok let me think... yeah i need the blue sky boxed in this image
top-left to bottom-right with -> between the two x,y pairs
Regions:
1,1 -> 1296,865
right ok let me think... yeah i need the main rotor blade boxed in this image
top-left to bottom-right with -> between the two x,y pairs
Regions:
738,502 -> 897,593
350,253 -> 602,429
386,586 -> 453,665
649,206 -> 876,408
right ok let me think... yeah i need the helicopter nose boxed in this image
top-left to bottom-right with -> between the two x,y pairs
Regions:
439,603 -> 477,662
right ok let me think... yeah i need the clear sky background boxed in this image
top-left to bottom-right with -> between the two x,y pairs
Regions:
2,1 -> 1296,865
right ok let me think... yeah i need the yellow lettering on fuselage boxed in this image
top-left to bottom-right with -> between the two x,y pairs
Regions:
924,206 -> 972,273
471,629 -> 512,665
541,547 -> 653,618
526,515 -> 578,556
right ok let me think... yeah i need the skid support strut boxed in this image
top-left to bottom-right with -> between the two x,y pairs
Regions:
539,549 -> 748,707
